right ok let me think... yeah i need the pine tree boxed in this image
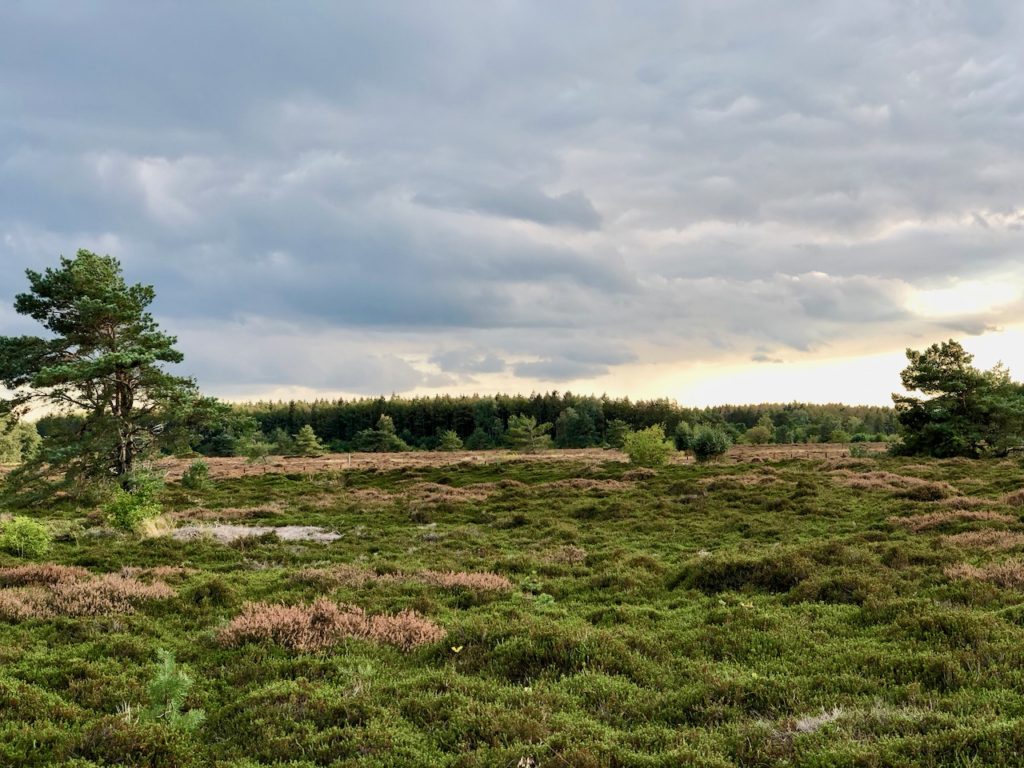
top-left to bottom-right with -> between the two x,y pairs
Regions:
505,414 -> 553,453
0,251 -> 204,488
293,425 -> 325,457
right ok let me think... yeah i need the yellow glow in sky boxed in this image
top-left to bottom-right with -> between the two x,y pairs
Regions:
907,279 -> 1020,318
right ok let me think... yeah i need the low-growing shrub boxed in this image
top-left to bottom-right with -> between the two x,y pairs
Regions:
180,459 -> 210,491
622,425 -> 675,467
419,570 -> 513,592
0,516 -> 51,558
218,598 -> 445,652
0,571 -> 175,620
945,560 -> 1024,589
669,550 -> 812,594
104,488 -> 162,532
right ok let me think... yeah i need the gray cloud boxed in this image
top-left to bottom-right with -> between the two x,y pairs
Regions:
430,348 -> 507,375
1,2 -> 1022,395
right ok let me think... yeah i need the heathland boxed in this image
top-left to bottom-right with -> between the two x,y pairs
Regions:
3,446 -> 1024,767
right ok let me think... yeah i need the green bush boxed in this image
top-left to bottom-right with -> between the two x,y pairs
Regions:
0,515 -> 51,558
622,425 -> 675,467
605,419 -> 633,449
436,430 -> 463,451
691,425 -> 732,462
670,550 -> 812,594
180,459 -> 210,490
104,488 -> 162,532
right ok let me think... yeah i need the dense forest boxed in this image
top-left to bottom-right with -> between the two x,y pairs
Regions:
220,393 -> 898,453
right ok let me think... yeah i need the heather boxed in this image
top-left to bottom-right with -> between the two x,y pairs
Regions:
3,450 -> 1024,766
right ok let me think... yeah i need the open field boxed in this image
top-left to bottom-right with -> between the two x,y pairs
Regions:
3,451 -> 1024,766
140,443 -> 889,481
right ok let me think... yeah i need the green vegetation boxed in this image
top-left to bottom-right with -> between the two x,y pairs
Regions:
217,395 -> 899,454
4,452 -> 1024,765
0,516 -> 51,558
894,339 -> 1024,458
293,424 -> 326,458
0,252 -> 224,501
180,460 -> 210,491
622,424 -> 675,466
505,414 -> 553,453
0,418 -> 40,464
436,430 -> 463,451
691,424 -> 733,462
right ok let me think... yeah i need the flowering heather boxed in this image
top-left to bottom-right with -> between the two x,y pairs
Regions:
295,565 -> 512,592
941,530 -> 1024,552
888,510 -> 1016,532
945,560 -> 1024,589
832,470 -> 956,499
0,571 -> 174,620
217,598 -> 445,652
0,564 -> 91,586
419,570 -> 513,591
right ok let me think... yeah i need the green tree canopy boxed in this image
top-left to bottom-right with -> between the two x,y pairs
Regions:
0,251 -> 208,489
505,414 -> 553,453
893,340 -> 1024,457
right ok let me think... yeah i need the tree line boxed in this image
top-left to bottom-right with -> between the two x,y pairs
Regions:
210,394 -> 899,456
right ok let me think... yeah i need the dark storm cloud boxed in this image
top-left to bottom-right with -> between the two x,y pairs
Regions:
1,1 -> 1022,394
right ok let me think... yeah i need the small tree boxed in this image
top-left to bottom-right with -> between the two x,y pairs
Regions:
691,425 -> 732,462
436,430 -> 463,451
554,407 -> 598,448
293,425 -> 325,457
673,421 -> 693,451
505,414 -> 553,453
622,425 -> 675,467
241,437 -> 272,464
464,427 -> 493,450
180,459 -> 210,491
605,419 -> 633,449
142,649 -> 205,732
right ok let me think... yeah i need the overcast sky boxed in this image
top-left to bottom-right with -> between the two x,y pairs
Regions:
2,2 -> 1022,405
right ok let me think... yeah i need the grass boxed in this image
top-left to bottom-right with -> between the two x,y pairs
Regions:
2,453 -> 1024,766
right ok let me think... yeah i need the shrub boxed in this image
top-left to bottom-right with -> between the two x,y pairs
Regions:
673,421 -> 693,450
605,419 -> 633,449
691,426 -> 732,462
240,438 -> 272,464
121,467 -> 165,502
180,459 -> 210,491
436,430 -> 463,451
104,488 -> 162,532
0,571 -> 175,620
463,427 -> 492,450
0,516 -> 51,558
622,425 -> 675,467
218,598 -> 445,652
670,551 -> 812,594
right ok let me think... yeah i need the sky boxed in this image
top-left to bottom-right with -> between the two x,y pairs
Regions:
1,2 -> 1022,407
